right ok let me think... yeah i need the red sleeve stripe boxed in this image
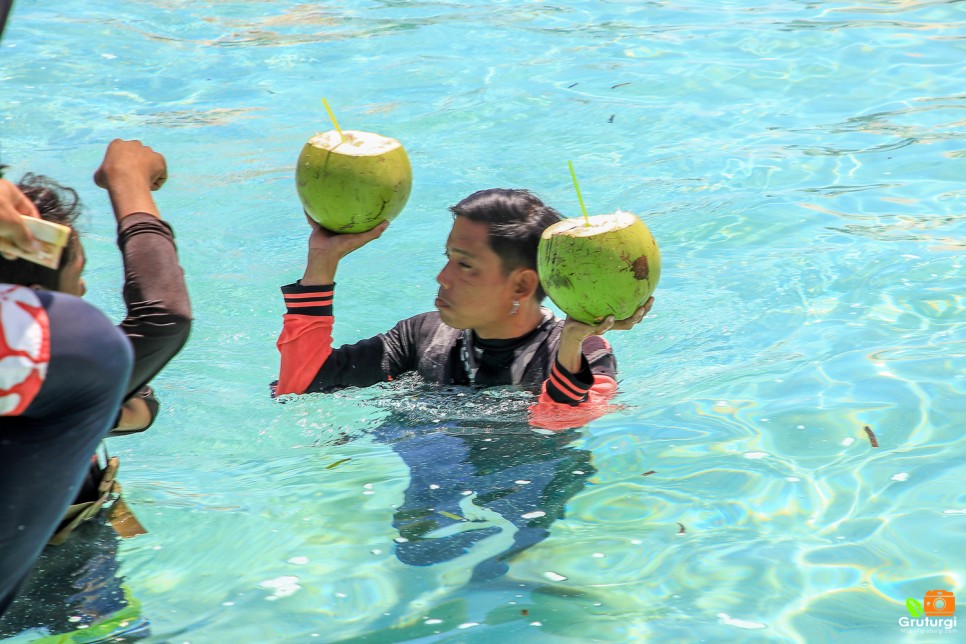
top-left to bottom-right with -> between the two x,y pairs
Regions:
284,290 -> 333,299
283,295 -> 333,304
552,361 -> 589,397
285,298 -> 333,308
281,282 -> 335,316
548,362 -> 589,402
547,375 -> 584,403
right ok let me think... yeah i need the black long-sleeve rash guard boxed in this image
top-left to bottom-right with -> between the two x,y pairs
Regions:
276,282 -> 619,409
111,213 -> 192,432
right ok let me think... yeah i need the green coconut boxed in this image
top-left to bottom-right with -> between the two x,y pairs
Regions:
538,211 -> 661,325
296,129 -> 412,233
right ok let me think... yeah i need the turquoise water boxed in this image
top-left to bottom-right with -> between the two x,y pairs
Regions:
2,0 -> 964,641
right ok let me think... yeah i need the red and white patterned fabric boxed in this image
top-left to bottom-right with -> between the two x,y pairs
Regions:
0,284 -> 50,416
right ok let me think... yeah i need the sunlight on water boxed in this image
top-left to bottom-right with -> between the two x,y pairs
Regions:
1,0 -> 963,642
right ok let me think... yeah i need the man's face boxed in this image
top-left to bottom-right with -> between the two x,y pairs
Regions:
435,217 -> 517,338
57,238 -> 86,297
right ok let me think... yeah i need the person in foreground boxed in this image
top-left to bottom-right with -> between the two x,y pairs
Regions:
1,181 -> 132,616
276,188 -> 652,427
0,139 -> 191,619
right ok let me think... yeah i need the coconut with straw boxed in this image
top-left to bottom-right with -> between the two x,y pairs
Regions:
537,162 -> 661,325
295,99 -> 412,234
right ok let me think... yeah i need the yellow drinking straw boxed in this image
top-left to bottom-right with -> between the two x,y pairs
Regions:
322,98 -> 345,144
568,160 -> 591,226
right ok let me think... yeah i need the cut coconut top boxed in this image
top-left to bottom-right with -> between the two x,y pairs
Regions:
543,210 -> 638,238
307,130 -> 402,156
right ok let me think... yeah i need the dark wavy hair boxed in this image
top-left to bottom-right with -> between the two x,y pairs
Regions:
0,174 -> 82,290
449,188 -> 562,301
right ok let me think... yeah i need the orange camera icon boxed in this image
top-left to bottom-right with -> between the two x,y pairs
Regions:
924,590 -> 955,617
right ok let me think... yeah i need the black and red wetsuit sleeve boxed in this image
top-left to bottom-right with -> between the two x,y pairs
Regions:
530,335 -> 619,431
276,283 -> 420,395
276,282 -> 337,395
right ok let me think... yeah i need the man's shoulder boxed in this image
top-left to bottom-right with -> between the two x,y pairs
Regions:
391,311 -> 458,344
398,310 -> 444,329
386,311 -> 461,373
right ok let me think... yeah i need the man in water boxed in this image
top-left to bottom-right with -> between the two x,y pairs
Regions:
276,188 -> 651,414
275,188 -> 652,580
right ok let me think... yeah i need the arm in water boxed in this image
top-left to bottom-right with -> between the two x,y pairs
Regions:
529,298 -> 654,431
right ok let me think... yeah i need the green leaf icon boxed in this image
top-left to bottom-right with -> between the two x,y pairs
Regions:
906,598 -> 924,618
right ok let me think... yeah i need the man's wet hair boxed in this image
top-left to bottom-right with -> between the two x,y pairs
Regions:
0,173 -> 81,290
450,188 -> 562,301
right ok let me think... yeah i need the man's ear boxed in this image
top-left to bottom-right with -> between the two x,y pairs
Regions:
512,268 -> 540,300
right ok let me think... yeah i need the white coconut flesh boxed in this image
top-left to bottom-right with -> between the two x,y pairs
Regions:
306,130 -> 402,155
546,211 -> 637,237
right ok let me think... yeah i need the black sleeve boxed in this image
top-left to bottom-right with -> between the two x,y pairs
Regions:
116,213 -> 192,401
307,314 -> 427,393
584,335 -> 617,379
107,385 -> 160,437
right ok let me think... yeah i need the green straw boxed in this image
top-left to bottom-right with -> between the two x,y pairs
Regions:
321,98 -> 345,144
568,160 -> 591,226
